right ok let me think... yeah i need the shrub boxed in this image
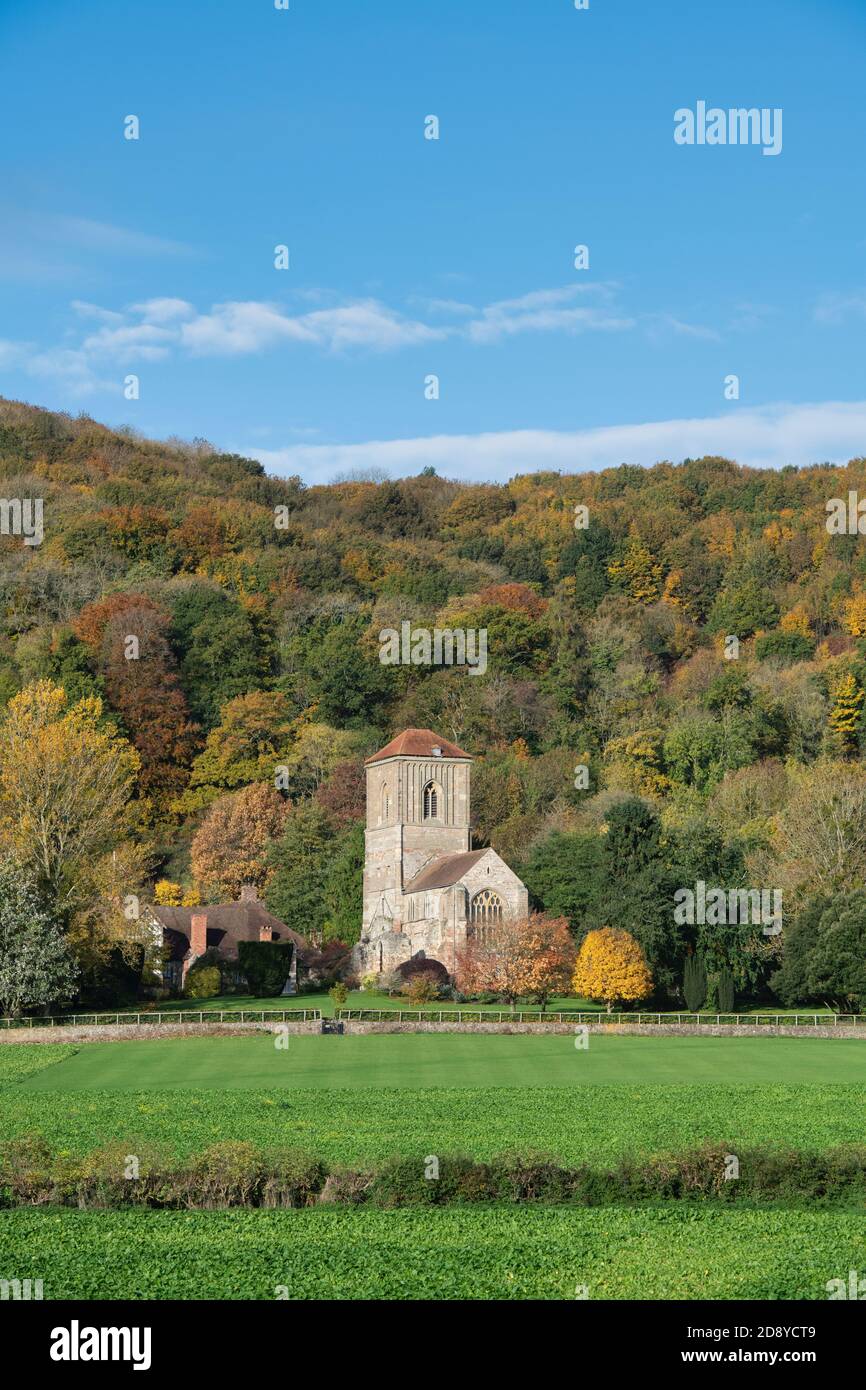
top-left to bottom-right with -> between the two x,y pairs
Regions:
683,953 -> 707,1012
189,1141 -> 264,1206
185,965 -> 221,999
360,972 -> 379,992
236,941 -> 294,998
366,1153 -> 483,1207
319,1168 -> 374,1205
402,972 -> 442,1005
395,956 -> 449,986
329,982 -> 349,1006
261,1148 -> 327,1208
717,968 -> 735,1013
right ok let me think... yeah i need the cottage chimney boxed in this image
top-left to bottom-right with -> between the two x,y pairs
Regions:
258,924 -> 273,942
239,884 -> 259,904
189,912 -> 207,962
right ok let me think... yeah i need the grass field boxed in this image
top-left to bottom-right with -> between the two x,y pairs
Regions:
3,1033 -> 864,1300
2,1204 -> 862,1299
12,1031 -> 866,1090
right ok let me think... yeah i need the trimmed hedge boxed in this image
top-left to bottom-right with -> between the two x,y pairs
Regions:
236,941 -> 294,997
3,1135 -> 866,1210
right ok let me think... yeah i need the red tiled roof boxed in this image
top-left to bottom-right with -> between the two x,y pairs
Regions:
366,728 -> 471,764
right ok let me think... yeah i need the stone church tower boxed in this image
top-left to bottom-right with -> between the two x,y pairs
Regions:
354,728 -> 529,979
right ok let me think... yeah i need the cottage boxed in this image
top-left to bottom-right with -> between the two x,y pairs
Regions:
147,884 -> 312,993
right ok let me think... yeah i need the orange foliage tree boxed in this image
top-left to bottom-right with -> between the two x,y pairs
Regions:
190,782 -> 288,901
572,927 -> 653,1013
456,912 -> 575,1012
74,593 -> 198,807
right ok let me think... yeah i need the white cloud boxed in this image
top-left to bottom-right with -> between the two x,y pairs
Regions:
178,301 -> 312,355
0,282 -> 722,394
465,283 -> 633,344
71,300 -> 125,324
248,400 -> 866,483
814,291 -> 866,324
178,298 -> 444,355
645,313 -> 721,342
130,298 -> 196,323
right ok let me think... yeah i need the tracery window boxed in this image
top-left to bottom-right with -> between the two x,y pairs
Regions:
468,889 -> 503,941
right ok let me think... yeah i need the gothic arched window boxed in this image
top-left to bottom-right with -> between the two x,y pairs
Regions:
381,783 -> 391,823
469,889 -> 503,942
423,780 -> 442,821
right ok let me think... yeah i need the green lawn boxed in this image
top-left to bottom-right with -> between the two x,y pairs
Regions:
2,1204 -> 862,1299
13,1031 -> 866,1092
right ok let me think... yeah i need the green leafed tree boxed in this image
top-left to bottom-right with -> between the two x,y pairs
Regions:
0,857 -> 79,1017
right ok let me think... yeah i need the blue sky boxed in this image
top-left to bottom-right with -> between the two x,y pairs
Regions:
1,0 -> 865,481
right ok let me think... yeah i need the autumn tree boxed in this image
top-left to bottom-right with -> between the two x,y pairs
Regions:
190,782 -> 288,901
315,758 -> 366,826
0,681 -> 143,920
765,761 -> 866,907
572,927 -> 653,1012
827,669 -> 864,754
74,594 -> 198,806
607,530 -> 663,604
173,689 -> 295,814
456,913 -> 574,1013
517,914 -> 575,1010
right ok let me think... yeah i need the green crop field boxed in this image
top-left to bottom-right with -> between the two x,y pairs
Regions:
1,1204 -> 863,1300
2,1036 -> 866,1167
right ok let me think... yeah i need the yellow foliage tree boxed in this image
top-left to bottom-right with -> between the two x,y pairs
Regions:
828,669 -> 865,752
843,592 -> 866,638
607,531 -> 663,604
0,680 -> 143,915
572,927 -> 653,1013
603,728 -> 671,797
154,879 -> 183,906
780,604 -> 812,639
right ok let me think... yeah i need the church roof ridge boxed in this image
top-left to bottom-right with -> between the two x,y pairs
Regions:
365,728 -> 472,764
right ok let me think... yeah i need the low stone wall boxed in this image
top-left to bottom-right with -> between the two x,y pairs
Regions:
4,1018 -> 865,1044
0,1021 -> 321,1045
342,1020 -> 866,1039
